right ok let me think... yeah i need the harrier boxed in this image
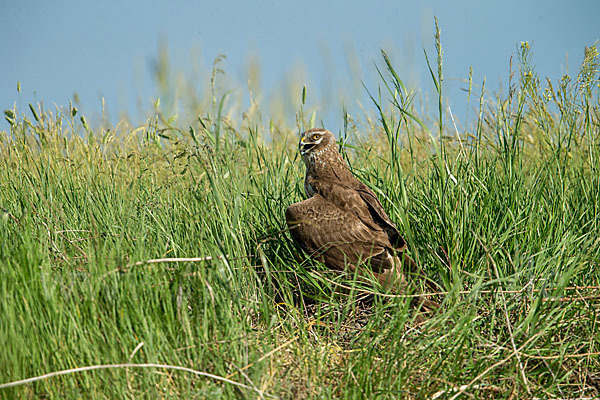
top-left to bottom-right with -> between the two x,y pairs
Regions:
286,128 -> 424,294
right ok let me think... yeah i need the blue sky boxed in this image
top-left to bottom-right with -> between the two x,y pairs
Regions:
2,0 -> 599,131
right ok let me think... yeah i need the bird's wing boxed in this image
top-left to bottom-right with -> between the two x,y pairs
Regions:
307,177 -> 407,251
285,195 -> 395,273
353,180 -> 407,250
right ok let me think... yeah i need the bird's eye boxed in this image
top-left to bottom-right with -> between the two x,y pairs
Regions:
311,134 -> 320,141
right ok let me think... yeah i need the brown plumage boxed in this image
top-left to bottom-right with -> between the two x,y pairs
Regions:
286,128 -> 422,293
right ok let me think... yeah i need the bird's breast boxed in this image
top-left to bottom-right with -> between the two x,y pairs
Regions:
304,177 -> 316,197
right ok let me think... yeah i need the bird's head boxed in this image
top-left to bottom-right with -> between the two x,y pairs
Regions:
299,128 -> 336,160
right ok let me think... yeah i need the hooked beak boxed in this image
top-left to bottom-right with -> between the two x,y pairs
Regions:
299,135 -> 315,155
299,135 -> 306,154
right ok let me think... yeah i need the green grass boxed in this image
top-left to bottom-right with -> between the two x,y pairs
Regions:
1,36 -> 599,399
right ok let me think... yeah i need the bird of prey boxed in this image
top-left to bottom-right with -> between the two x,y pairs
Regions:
286,128 -> 421,293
